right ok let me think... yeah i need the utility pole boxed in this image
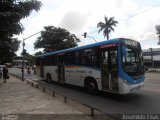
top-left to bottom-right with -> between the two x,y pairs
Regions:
149,48 -> 154,68
22,31 -> 40,81
22,39 -> 25,81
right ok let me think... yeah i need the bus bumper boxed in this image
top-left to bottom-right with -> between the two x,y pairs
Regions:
119,78 -> 144,94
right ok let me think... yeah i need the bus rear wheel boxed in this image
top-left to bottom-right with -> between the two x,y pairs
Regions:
85,79 -> 98,94
46,73 -> 52,83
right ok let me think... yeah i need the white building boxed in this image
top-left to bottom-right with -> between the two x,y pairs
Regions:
13,59 -> 28,68
143,48 -> 160,68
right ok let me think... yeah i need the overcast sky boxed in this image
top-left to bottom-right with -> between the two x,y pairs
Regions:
17,0 -> 160,55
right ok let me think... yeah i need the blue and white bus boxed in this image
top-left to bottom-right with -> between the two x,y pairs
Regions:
36,38 -> 145,94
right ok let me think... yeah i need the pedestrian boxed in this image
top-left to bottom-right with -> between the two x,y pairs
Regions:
33,65 -> 36,75
27,66 -> 31,74
3,67 -> 9,83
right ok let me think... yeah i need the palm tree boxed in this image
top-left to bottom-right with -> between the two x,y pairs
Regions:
97,16 -> 118,40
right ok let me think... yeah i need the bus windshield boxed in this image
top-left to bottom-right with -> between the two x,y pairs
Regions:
121,40 -> 144,76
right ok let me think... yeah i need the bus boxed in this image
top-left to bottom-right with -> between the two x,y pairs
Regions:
35,38 -> 145,94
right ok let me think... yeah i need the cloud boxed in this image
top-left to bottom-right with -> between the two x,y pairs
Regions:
16,0 -> 160,55
140,39 -> 159,49
112,6 -> 160,41
59,11 -> 91,33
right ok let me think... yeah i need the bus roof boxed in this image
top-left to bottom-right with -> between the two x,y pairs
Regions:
37,38 -> 121,58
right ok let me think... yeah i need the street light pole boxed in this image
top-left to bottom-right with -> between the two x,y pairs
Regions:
149,48 -> 154,68
22,39 -> 25,81
21,31 -> 40,81
86,36 -> 97,42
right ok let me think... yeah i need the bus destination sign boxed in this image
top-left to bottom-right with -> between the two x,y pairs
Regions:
123,40 -> 138,46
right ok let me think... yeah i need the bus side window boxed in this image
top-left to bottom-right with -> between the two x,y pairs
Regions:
44,55 -> 57,66
78,48 -> 100,67
66,52 -> 76,65
80,50 -> 91,65
77,50 -> 84,65
92,48 -> 100,67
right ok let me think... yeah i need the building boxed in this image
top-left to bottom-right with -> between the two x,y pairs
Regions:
143,48 -> 160,68
13,57 -> 29,68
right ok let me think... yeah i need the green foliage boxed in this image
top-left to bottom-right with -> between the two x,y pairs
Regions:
0,0 -> 42,64
0,37 -> 21,63
97,16 -> 118,40
21,49 -> 27,55
155,25 -> 160,45
17,52 -> 34,66
34,51 -> 43,57
0,0 -> 41,38
34,26 -> 80,53
23,52 -> 34,63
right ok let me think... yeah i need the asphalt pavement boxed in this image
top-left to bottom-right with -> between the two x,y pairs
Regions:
8,68 -> 160,115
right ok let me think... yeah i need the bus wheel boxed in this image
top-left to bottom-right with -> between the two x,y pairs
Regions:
85,79 -> 98,94
46,73 -> 52,83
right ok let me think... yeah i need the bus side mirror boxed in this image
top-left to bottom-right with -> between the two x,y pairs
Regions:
122,46 -> 126,56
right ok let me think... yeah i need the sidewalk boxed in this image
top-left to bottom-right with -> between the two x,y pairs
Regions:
0,76 -> 111,120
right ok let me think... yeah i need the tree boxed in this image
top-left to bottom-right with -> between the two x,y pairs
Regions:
34,51 -> 43,57
34,26 -> 80,53
24,52 -> 34,66
0,0 -> 42,63
0,38 -> 20,63
155,25 -> 160,45
97,16 -> 118,40
14,52 -> 34,66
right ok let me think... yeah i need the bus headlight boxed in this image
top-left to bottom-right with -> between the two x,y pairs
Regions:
123,80 -> 131,85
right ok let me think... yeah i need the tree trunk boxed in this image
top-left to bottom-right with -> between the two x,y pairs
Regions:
107,34 -> 109,40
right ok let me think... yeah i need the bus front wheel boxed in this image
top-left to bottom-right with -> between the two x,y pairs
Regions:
85,79 -> 98,94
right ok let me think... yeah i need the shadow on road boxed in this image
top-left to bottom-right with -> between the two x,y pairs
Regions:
40,79 -> 143,103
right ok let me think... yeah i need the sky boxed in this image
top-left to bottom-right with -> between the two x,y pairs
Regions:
16,0 -> 160,55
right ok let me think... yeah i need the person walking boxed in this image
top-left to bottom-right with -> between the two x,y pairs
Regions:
3,67 -> 9,83
27,66 -> 31,74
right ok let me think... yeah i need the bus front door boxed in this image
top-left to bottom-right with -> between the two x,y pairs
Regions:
102,48 -> 119,92
57,55 -> 65,82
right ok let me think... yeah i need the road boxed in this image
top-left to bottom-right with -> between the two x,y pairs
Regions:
9,68 -> 160,114
9,68 -> 41,80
